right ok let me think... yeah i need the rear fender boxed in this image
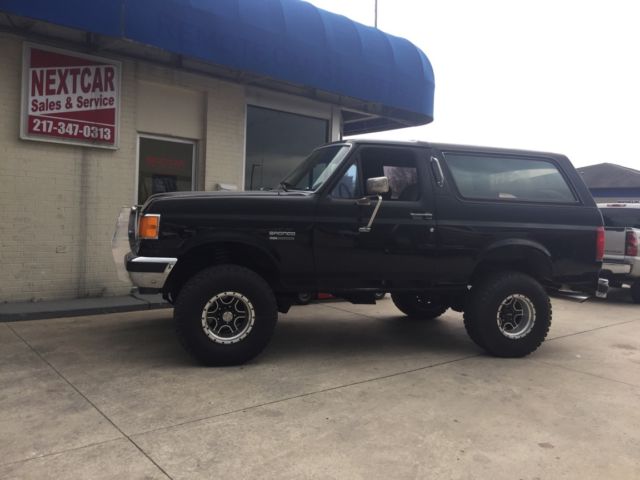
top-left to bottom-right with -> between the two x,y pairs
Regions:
473,240 -> 553,284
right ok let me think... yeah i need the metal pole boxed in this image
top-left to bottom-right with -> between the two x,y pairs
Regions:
374,0 -> 378,28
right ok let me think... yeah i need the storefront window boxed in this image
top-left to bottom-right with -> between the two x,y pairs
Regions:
245,106 -> 328,190
138,136 -> 195,204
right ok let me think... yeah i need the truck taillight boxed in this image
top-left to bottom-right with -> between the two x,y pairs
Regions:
626,230 -> 638,257
596,226 -> 605,261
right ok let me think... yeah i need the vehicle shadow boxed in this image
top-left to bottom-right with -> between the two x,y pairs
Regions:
44,309 -> 479,368
263,313 -> 478,363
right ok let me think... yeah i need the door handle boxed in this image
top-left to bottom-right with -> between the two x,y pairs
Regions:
410,212 -> 433,220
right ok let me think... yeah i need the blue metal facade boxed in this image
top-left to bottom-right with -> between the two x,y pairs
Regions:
0,0 -> 435,132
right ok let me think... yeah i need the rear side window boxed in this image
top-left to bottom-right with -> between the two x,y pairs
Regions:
443,153 -> 576,203
600,208 -> 640,228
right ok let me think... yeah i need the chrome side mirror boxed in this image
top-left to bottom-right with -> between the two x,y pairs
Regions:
359,177 -> 389,233
366,176 -> 390,195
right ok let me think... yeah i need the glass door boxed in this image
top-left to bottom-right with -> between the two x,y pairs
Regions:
137,135 -> 195,204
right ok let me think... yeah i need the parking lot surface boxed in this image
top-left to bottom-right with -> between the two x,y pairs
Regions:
1,292 -> 639,479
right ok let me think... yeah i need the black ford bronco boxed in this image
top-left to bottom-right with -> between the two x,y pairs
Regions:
113,140 -> 608,365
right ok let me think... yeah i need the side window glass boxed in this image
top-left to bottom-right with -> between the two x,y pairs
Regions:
443,153 -> 576,203
359,147 -> 421,201
383,165 -> 419,201
330,163 -> 361,199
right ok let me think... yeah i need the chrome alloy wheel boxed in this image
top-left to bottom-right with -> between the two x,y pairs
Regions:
496,294 -> 536,339
201,291 -> 255,344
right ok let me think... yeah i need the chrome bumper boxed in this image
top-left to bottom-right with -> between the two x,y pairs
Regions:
126,254 -> 177,289
602,262 -> 632,275
111,206 -> 176,290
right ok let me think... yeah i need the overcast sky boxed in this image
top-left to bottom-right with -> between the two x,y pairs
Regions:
306,0 -> 640,169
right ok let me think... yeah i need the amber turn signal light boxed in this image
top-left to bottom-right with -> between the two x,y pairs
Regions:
138,214 -> 160,240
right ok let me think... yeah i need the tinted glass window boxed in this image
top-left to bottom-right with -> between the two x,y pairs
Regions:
360,147 -> 421,201
282,145 -> 350,191
443,153 -> 575,203
600,208 -> 640,228
245,106 -> 328,190
331,164 -> 361,199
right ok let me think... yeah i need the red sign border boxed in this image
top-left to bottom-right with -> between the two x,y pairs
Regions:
20,42 -> 121,150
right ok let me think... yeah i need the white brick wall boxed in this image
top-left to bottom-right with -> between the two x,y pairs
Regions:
0,34 -> 249,302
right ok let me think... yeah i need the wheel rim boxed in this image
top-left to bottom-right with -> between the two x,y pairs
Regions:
201,291 -> 255,344
496,294 -> 536,339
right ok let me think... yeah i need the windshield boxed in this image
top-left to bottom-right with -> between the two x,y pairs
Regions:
280,145 -> 350,191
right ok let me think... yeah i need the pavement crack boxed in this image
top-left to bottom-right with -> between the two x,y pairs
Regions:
547,318 -> 639,342
322,302 -> 398,320
533,359 -> 640,389
131,353 -> 481,438
6,325 -> 175,480
0,438 -> 122,469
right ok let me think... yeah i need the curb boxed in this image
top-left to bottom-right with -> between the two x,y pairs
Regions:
0,294 -> 170,322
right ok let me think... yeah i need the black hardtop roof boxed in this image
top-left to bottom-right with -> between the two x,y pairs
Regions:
330,139 -> 567,160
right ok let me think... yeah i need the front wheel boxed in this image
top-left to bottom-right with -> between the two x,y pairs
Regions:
464,272 -> 551,357
174,265 -> 278,366
391,293 -> 448,319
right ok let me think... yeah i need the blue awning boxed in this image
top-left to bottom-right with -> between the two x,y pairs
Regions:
1,0 -> 435,134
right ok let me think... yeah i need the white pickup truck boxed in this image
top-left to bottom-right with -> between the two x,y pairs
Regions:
598,203 -> 640,303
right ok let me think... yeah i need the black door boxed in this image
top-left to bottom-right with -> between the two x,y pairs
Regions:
314,145 -> 439,291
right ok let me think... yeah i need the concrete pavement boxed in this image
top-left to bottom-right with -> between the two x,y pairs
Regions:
1,292 -> 639,479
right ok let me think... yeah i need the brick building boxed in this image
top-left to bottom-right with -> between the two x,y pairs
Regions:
0,0 -> 435,302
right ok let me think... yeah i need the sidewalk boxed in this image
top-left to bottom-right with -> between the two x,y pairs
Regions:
0,292 -> 169,322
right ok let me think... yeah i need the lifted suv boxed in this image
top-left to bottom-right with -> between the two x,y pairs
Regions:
113,140 -> 607,365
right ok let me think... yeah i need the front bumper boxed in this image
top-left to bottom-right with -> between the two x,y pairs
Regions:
126,254 -> 177,289
111,206 -> 176,290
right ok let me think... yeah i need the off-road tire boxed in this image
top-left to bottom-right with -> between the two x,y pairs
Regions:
174,265 -> 278,366
630,282 -> 640,304
391,293 -> 448,319
464,272 -> 551,357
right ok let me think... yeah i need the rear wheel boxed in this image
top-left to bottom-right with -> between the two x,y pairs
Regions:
630,282 -> 640,304
464,272 -> 551,357
174,265 -> 278,366
391,293 -> 448,319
